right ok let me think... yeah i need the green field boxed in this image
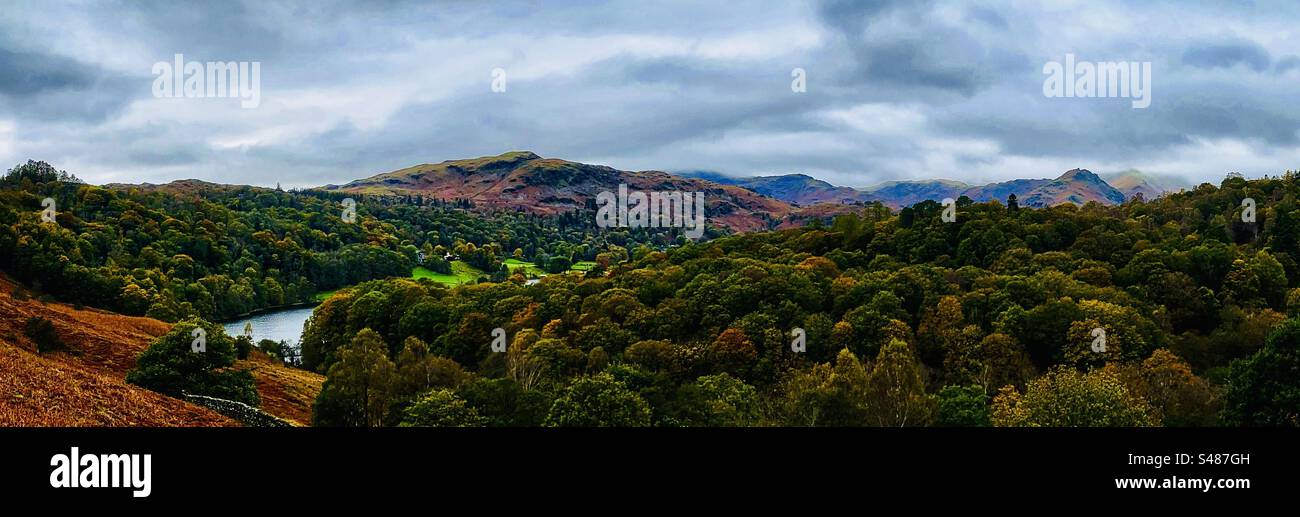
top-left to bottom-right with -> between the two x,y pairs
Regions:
315,259 -> 599,302
312,289 -> 338,302
412,261 -> 485,285
504,258 -> 545,276
315,261 -> 485,301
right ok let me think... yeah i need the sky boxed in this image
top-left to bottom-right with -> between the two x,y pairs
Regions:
2,0 -> 1300,189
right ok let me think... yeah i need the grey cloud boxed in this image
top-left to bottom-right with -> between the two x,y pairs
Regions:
3,0 -> 1300,189
1182,39 -> 1272,72
1275,55 -> 1300,75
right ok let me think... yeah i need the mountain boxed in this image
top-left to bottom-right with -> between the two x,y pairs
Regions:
860,179 -> 972,208
102,178 -> 273,194
1102,169 -> 1188,201
323,152 -> 1137,231
325,151 -> 793,232
1018,168 -> 1126,207
959,178 -> 1051,204
858,170 -> 1123,208
680,171 -> 874,206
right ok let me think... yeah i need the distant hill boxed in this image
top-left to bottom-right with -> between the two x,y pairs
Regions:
959,178 -> 1051,204
1018,169 -> 1125,207
1102,169 -> 1189,201
680,171 -> 874,206
324,152 -> 793,233
102,178 -> 274,194
694,168 -> 1132,209
860,179 -> 973,208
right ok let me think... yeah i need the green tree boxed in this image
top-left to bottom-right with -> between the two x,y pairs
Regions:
865,339 -> 935,426
679,373 -> 762,427
127,319 -> 259,405
457,377 -> 552,427
936,385 -> 990,427
399,389 -> 486,427
1222,318 -> 1300,426
313,329 -> 396,427
779,349 -> 870,426
543,373 -> 651,427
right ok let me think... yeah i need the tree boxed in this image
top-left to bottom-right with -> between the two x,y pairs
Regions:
936,385 -> 990,427
543,373 -> 651,427
679,373 -> 762,427
127,319 -> 259,405
399,389 -> 486,427
394,336 -> 469,396
779,349 -> 870,426
625,339 -> 674,372
865,339 -> 935,426
1222,318 -> 1300,426
457,377 -> 552,427
313,328 -> 396,427
708,328 -> 757,378
991,366 -> 1158,427
1110,349 -> 1220,427
976,332 -> 1034,395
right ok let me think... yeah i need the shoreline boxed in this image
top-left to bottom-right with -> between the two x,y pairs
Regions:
216,300 -> 320,323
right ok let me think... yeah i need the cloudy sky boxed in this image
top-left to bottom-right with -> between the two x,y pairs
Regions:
2,0 -> 1300,188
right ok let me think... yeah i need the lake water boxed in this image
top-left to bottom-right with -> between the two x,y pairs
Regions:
222,305 -> 317,346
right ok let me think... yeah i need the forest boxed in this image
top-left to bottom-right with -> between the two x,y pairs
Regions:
3,160 -> 1298,426
0,161 -> 672,321
300,172 -> 1300,427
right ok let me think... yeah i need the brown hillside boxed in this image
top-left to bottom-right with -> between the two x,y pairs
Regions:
0,276 -> 323,426
324,151 -> 792,233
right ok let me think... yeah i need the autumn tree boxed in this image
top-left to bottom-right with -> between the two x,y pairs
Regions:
1109,349 -> 1220,427
865,339 -> 935,426
976,332 -> 1034,395
779,349 -> 870,426
708,328 -> 757,378
991,366 -> 1158,427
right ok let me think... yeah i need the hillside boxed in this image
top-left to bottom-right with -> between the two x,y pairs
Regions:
682,171 -> 873,206
323,151 -> 793,232
693,169 -> 1135,210
1103,169 -> 1189,201
1019,169 -> 1126,207
0,276 -> 323,426
861,179 -> 973,208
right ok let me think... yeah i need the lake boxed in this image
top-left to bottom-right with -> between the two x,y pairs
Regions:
222,305 -> 316,346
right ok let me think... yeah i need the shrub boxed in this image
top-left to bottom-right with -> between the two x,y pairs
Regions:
24,317 -> 63,354
126,319 -> 260,406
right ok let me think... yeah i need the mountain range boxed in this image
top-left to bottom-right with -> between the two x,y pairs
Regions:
119,151 -> 1187,233
687,167 -> 1177,209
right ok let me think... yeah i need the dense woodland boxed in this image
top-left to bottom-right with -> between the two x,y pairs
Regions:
302,171 -> 1300,427
3,160 -> 1299,426
0,161 -> 669,321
